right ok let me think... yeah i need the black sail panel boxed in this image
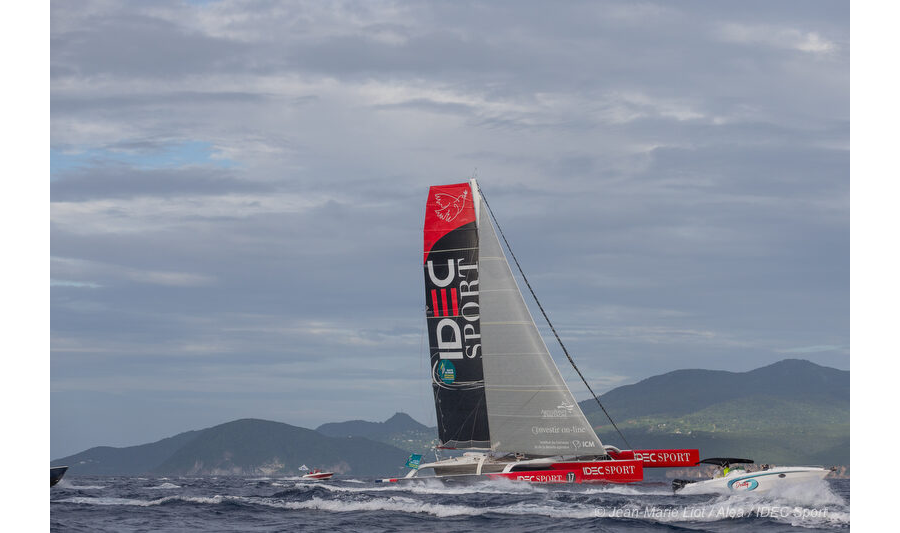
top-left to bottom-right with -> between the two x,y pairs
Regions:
423,182 -> 490,448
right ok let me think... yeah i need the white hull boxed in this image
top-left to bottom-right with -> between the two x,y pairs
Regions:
387,452 -> 644,484
676,466 -> 829,495
415,452 -> 519,476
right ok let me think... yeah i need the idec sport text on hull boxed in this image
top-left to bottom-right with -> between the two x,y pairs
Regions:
426,258 -> 480,360
583,464 -> 637,476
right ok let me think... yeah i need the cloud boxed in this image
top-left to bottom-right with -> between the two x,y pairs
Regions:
49,0 -> 848,457
715,23 -> 838,54
52,256 -> 216,287
776,345 -> 846,354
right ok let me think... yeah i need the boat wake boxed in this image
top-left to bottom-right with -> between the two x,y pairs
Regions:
52,476 -> 849,531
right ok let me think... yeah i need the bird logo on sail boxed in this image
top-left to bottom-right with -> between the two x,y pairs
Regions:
433,190 -> 468,222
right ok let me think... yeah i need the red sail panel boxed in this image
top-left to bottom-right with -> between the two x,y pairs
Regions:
424,182 -> 476,264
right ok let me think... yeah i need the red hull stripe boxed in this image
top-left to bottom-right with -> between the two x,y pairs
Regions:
606,448 -> 700,468
451,288 -> 458,316
486,459 -> 644,484
431,289 -> 440,317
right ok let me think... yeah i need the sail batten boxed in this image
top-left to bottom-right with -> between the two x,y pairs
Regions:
476,192 -> 604,456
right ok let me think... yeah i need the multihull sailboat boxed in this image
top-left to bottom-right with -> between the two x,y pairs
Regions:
380,180 -> 698,484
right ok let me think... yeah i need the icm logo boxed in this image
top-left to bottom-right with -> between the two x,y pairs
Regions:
433,191 -> 468,222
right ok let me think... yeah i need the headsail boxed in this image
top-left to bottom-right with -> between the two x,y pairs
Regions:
423,182 -> 490,448
476,186 -> 604,456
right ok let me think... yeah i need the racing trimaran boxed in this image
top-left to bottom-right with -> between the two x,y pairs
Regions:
379,179 -> 699,484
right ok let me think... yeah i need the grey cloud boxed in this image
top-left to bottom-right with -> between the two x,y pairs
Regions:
51,163 -> 271,201
50,0 -> 847,458
52,10 -> 251,78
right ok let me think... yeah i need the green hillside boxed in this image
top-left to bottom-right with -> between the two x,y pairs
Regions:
586,360 -> 849,465
53,419 -> 412,477
154,419 -> 412,477
317,412 -> 437,454
51,359 -> 849,475
52,429 -> 201,476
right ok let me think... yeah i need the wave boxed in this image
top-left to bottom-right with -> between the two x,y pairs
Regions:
146,482 -> 181,490
296,478 -> 547,496
52,480 -> 849,528
569,485 -> 673,496
55,480 -> 106,490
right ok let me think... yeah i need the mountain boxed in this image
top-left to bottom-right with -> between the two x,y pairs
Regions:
53,418 -> 412,477
316,412 -> 437,453
50,360 -> 849,476
582,359 -> 849,465
52,429 -> 202,476
583,359 -> 848,422
317,412 -> 428,438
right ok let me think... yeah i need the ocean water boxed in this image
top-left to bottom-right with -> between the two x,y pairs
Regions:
51,475 -> 849,531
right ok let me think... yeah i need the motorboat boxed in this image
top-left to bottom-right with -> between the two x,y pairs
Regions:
673,458 -> 830,494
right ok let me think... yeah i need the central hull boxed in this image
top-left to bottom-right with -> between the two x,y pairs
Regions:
380,457 -> 643,484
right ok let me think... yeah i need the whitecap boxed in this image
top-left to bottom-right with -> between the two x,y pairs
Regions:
146,482 -> 181,490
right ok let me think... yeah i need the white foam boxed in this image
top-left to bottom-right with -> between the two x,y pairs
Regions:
55,480 -> 105,490
259,496 -> 624,519
571,485 -> 672,496
756,478 -> 846,506
308,478 -> 546,496
54,495 -> 227,507
51,480 -> 850,526
55,497 -> 158,507
146,482 -> 181,490
266,495 -> 486,518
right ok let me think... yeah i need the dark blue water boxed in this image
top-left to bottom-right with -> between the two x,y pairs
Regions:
51,475 -> 849,531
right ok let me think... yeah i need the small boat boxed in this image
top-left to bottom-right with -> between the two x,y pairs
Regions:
50,466 -> 69,487
672,458 -> 830,494
380,180 -> 698,485
300,468 -> 334,481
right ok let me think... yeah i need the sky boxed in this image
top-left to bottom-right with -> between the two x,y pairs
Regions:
49,0 -> 849,459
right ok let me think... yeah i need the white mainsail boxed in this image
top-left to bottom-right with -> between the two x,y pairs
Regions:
474,180 -> 604,456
